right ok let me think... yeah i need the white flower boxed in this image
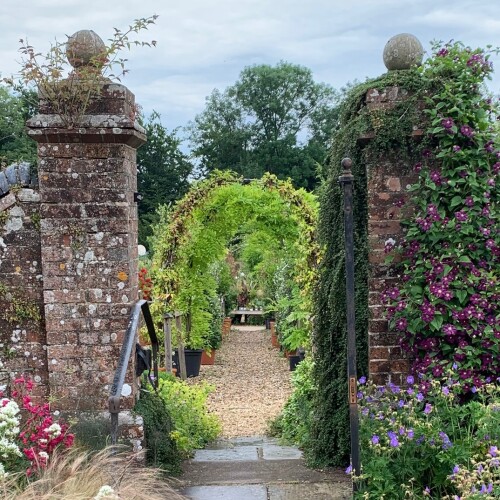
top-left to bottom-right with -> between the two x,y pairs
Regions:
0,437 -> 22,459
93,485 -> 119,500
39,451 -> 49,460
44,423 -> 62,438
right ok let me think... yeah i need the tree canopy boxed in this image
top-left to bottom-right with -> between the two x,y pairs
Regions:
137,112 -> 193,246
188,62 -> 339,190
0,86 -> 37,167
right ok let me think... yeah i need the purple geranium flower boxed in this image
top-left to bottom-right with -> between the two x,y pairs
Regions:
424,403 -> 433,415
371,435 -> 380,445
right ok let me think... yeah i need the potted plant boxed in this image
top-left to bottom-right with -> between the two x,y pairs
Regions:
172,307 -> 205,378
201,298 -> 223,365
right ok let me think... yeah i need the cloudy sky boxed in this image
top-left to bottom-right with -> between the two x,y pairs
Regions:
1,0 -> 499,137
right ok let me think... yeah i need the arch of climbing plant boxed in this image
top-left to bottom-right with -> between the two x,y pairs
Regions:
149,170 -> 319,350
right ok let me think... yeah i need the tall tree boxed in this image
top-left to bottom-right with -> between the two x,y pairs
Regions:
0,86 -> 37,167
189,62 -> 339,189
137,112 -> 193,246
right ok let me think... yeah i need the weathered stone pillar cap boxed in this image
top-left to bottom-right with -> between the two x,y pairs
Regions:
66,30 -> 106,69
383,33 -> 424,70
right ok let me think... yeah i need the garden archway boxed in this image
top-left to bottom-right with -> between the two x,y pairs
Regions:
149,170 -> 319,353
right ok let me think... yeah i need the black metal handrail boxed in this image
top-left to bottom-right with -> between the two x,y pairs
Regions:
108,299 -> 158,445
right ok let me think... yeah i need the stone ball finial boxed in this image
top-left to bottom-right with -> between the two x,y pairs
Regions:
66,30 -> 106,69
383,33 -> 424,71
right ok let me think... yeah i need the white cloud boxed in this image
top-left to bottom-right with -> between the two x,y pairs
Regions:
0,0 -> 498,131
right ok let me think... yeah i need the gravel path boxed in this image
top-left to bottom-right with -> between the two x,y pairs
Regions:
191,325 -> 293,438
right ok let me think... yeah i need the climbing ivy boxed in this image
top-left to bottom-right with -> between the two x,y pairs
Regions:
309,69 -> 428,466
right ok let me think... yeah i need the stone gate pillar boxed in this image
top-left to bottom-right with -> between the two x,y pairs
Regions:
26,31 -> 145,415
364,34 -> 424,385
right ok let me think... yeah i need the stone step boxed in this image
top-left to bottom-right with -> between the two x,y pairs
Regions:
182,482 -> 352,500
177,437 -> 352,499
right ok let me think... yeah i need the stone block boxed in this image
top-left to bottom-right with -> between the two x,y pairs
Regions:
0,193 -> 17,212
0,171 -> 9,194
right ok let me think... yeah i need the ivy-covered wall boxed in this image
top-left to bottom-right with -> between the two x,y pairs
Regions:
309,71 -> 426,466
0,162 -> 47,399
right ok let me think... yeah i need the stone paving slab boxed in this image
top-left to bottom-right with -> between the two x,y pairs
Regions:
181,459 -> 347,486
179,437 -> 351,499
262,443 -> 303,460
192,446 -> 258,462
183,485 -> 268,500
268,482 -> 352,499
203,436 -> 277,450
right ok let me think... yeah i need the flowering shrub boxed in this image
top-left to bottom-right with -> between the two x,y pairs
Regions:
354,376 -> 500,498
0,398 -> 22,477
384,41 -> 500,390
0,377 -> 74,477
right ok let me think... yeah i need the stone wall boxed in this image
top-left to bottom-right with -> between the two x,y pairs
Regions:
0,162 -> 48,399
363,86 -> 421,385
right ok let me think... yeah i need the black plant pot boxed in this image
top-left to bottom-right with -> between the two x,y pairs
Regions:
173,349 -> 203,378
289,354 -> 302,371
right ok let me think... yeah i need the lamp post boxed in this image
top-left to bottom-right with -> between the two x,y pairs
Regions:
338,157 -> 361,489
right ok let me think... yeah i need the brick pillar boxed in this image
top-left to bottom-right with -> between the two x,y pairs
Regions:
27,83 -> 145,412
363,86 -> 421,385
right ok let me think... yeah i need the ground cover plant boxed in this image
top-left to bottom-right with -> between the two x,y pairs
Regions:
269,357 -> 315,448
354,376 -> 500,499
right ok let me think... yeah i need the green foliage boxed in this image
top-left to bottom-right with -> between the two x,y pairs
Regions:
310,69 -> 426,467
150,170 -> 319,351
156,373 -> 221,457
188,61 -> 340,189
0,86 -> 37,166
137,111 -> 193,247
133,388 -> 181,474
355,377 -> 500,499
269,357 -> 315,448
71,415 -> 111,452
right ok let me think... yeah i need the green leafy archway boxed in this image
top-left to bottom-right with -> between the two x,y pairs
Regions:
150,171 -> 319,350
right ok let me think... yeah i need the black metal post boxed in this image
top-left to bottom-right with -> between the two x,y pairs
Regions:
338,157 -> 361,489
